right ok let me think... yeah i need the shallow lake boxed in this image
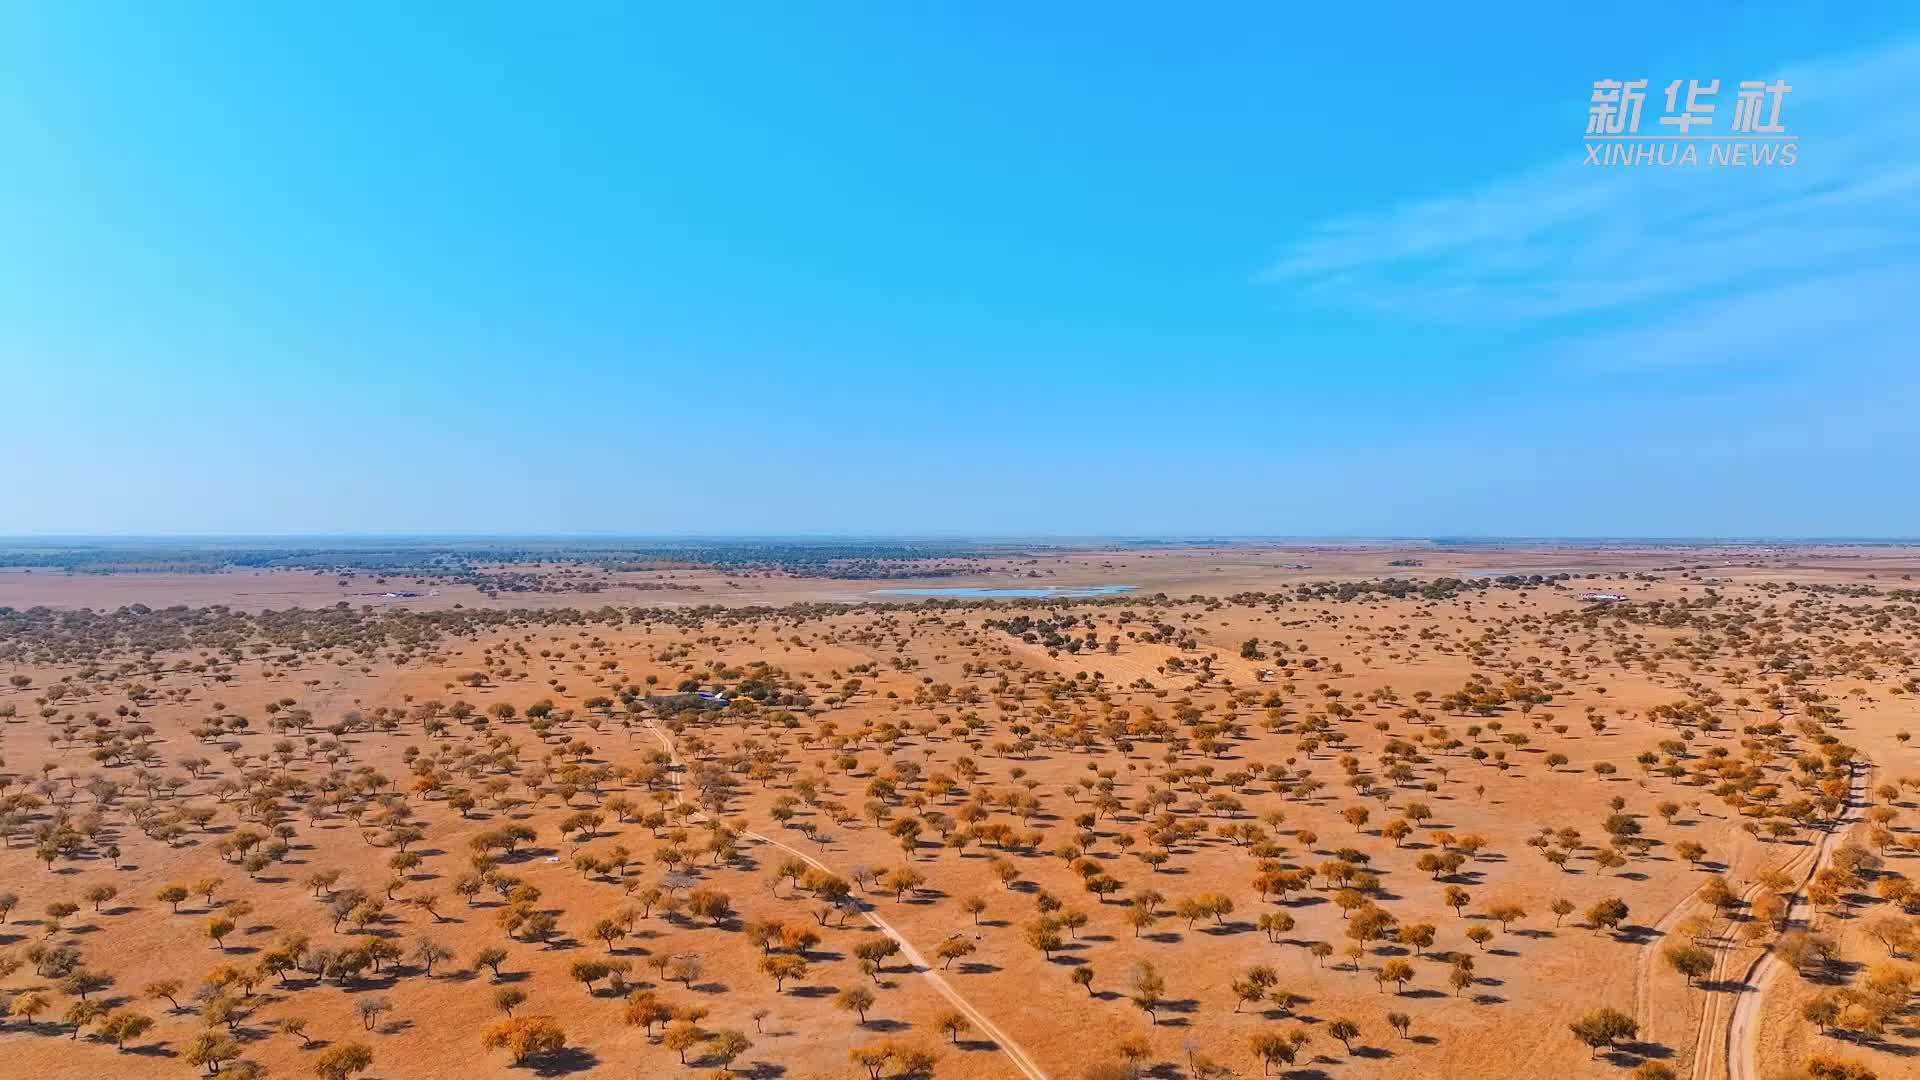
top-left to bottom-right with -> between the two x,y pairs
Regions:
869,584 -> 1138,598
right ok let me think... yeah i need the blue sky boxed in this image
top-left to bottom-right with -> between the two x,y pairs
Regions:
3,4 -> 1917,537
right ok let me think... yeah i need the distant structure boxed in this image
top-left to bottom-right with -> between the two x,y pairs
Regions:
647,691 -> 730,717
1579,591 -> 1628,603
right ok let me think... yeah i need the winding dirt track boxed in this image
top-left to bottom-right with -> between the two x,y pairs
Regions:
640,718 -> 1051,1080
745,829 -> 1051,1080
1683,834 -> 1823,1079
1631,760 -> 1870,1080
1633,794 -> 1815,1061
1722,762 -> 1871,1080
1633,871 -> 1709,1051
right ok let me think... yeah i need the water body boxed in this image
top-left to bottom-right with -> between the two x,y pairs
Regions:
870,584 -> 1138,599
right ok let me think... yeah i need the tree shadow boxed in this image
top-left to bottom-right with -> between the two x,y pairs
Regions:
527,1048 -> 600,1076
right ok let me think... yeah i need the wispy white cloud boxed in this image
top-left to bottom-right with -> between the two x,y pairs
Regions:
1555,266 -> 1920,371
1260,36 -> 1920,327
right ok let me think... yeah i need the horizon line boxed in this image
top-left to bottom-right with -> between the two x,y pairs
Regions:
2,532 -> 1919,545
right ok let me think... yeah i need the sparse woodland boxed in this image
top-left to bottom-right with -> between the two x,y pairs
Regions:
0,561 -> 1915,1079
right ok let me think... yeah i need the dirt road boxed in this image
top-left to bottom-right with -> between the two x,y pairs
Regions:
1720,762 -> 1870,1080
641,717 -> 1051,1080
